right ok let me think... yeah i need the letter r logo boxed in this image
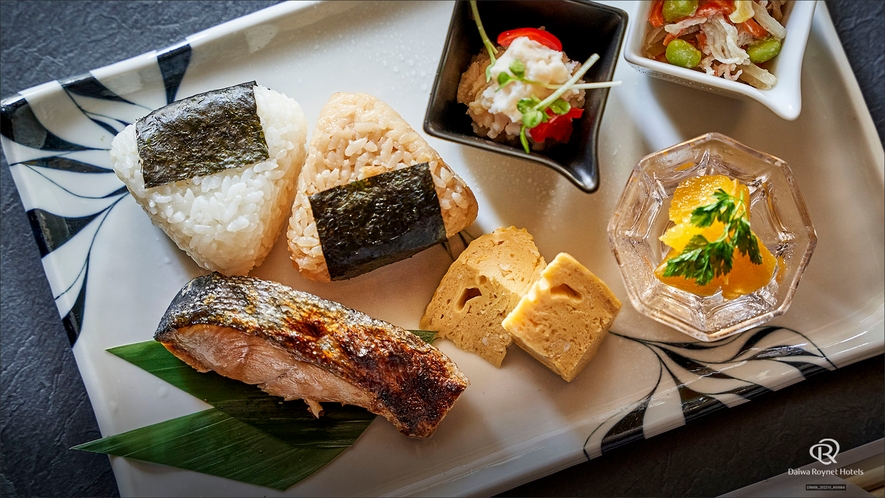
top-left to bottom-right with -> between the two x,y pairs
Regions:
809,438 -> 840,465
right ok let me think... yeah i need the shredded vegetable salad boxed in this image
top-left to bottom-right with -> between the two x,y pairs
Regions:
643,0 -> 789,89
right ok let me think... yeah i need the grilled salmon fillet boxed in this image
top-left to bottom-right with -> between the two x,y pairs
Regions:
155,273 -> 469,438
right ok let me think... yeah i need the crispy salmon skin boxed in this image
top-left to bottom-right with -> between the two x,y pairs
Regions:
155,273 -> 468,438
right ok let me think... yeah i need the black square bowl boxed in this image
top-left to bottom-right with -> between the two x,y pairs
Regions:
424,0 -> 628,193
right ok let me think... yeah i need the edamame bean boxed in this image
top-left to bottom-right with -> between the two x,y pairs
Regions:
665,39 -> 702,68
663,0 -> 698,22
747,38 -> 782,64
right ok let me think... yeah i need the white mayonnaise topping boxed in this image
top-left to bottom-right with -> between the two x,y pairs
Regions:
481,37 -> 575,124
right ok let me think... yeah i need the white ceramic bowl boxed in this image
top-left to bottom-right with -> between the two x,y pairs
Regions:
623,1 -> 815,120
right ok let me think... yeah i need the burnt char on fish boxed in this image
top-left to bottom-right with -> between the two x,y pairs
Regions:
155,273 -> 469,438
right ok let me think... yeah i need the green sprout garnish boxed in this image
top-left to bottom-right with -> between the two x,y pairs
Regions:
498,57 -> 623,92
548,98 -> 571,115
515,95 -> 572,151
514,53 -> 599,153
663,188 -> 763,286
497,59 -> 538,88
467,2 -> 622,153
469,0 -> 498,81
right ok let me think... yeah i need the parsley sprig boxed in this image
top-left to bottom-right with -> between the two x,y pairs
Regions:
662,188 -> 763,286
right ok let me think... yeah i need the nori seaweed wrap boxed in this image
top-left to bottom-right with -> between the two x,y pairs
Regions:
136,81 -> 269,188
287,93 -> 479,282
310,163 -> 447,280
110,83 -> 308,276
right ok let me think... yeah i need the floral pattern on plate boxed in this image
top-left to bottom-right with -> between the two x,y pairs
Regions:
0,43 -> 192,343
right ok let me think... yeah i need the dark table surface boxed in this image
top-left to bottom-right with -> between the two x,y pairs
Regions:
1,1 -> 882,497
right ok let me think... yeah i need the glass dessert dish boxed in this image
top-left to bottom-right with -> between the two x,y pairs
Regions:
607,133 -> 817,341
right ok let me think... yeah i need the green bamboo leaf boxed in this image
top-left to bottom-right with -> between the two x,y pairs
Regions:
410,329 -> 439,344
107,341 -> 375,445
83,329 -> 439,489
74,408 -> 347,490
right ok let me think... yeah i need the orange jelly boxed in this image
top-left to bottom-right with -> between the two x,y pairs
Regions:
654,175 -> 776,299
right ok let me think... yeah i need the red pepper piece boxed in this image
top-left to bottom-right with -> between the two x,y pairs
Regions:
497,28 -> 562,51
696,0 -> 734,18
663,30 -> 681,46
696,31 -> 708,50
741,17 -> 768,38
529,108 -> 584,143
649,0 -> 666,27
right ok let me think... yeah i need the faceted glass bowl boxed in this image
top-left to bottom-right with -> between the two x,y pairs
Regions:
607,133 -> 817,341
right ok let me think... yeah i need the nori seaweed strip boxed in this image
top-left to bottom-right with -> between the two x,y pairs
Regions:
310,163 -> 447,280
136,81 -> 268,188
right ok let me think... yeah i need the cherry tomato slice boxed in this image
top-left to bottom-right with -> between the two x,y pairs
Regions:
497,28 -> 562,51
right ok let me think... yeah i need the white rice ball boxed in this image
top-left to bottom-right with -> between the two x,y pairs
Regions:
110,85 -> 308,276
